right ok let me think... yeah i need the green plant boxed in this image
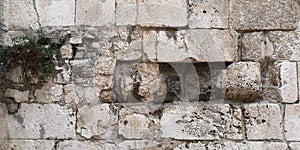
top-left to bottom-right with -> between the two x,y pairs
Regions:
0,29 -> 64,79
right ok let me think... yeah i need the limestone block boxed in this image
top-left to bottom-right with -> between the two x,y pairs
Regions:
161,103 -> 243,140
298,62 -> 300,101
118,104 -> 160,139
157,29 -> 238,62
175,142 -> 206,150
4,89 -> 29,103
95,56 -> 116,75
207,141 -> 248,150
5,140 -> 55,150
36,0 -> 75,26
64,84 -> 99,104
117,140 -> 174,149
189,0 -> 229,28
230,0 -> 300,30
116,0 -> 137,25
60,44 -> 73,59
0,104 -> 8,147
242,32 -> 265,61
137,0 -> 188,27
285,104 -> 300,141
247,142 -> 287,150
143,31 -> 157,61
77,104 -> 118,139
289,142 -> 300,150
0,0 -> 39,30
71,59 -> 95,83
34,84 -> 63,103
76,0 -> 115,26
225,62 -> 262,102
278,62 -> 298,103
243,104 -> 283,140
6,103 -> 76,139
93,75 -> 113,91
56,140 -> 116,150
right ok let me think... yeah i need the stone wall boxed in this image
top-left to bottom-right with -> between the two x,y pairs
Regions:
0,0 -> 300,149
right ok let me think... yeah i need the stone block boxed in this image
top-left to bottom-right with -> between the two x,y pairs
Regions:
56,140 -> 116,150
278,62 -> 298,103
60,44 -> 73,59
6,103 -> 76,139
160,103 -> 243,140
77,104 -> 118,139
64,84 -> 99,104
285,104 -> 300,141
34,84 -> 63,103
5,140 -> 55,150
116,0 -> 137,25
225,62 -> 262,102
247,142 -> 287,150
142,31 -> 157,61
289,142 -> 300,150
95,56 -> 116,75
206,141 -> 248,150
175,142 -> 206,150
76,0 -> 115,26
230,0 -> 300,30
243,104 -> 283,140
4,89 -> 29,103
242,32 -> 266,61
137,0 -> 188,27
189,0 -> 229,28
0,0 -> 39,30
36,0 -> 75,26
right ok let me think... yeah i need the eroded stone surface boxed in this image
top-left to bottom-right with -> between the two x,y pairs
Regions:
285,104 -> 300,141
243,104 -> 283,140
34,84 -> 63,103
76,0 -> 115,26
225,62 -> 262,102
137,0 -> 188,27
230,0 -> 300,30
6,103 -> 75,139
289,142 -> 300,150
189,0 -> 229,28
161,103 -> 243,140
77,104 -> 118,139
116,0 -> 136,25
278,62 -> 298,103
4,89 -> 29,103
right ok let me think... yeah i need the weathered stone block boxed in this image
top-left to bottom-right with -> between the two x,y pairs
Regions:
161,103 -> 243,140
60,44 -> 73,59
5,140 -> 55,150
118,104 -> 160,139
4,89 -> 29,103
243,104 -> 283,140
36,0 -> 75,26
56,140 -> 116,150
116,0 -> 137,25
137,0 -> 188,27
285,104 -> 300,141
6,103 -> 76,139
289,142 -> 300,150
189,0 -> 229,28
76,0 -> 115,26
242,32 -> 266,61
0,0 -> 39,30
206,141 -> 248,150
34,84 -> 63,103
64,84 -> 99,104
142,31 -> 157,61
95,56 -> 116,75
225,62 -> 262,102
77,104 -> 118,139
278,62 -> 298,103
230,0 -> 300,30
175,142 -> 206,150
247,142 -> 287,150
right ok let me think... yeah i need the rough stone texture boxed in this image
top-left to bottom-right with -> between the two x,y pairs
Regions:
56,140 -> 116,150
36,0 -> 75,26
64,84 -> 99,104
285,104 -> 300,141
189,0 -> 229,29
143,31 -> 157,61
76,0 -> 115,26
243,104 -> 283,140
225,62 -> 262,102
4,89 -> 29,103
116,0 -> 137,25
118,104 -> 160,139
230,0 -> 300,30
247,142 -> 288,150
6,103 -> 75,139
161,103 -> 243,140
289,142 -> 300,150
278,62 -> 298,103
242,32 -> 266,61
3,140 -> 55,150
137,0 -> 188,27
0,0 -> 39,30
156,29 -> 238,62
76,104 -> 118,139
0,31 -> 25,46
34,84 -> 63,103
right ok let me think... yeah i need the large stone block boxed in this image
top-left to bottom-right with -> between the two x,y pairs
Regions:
76,104 -> 118,139
76,0 -> 115,26
34,84 -> 63,103
116,0 -> 137,25
285,104 -> 300,141
0,104 -> 8,147
278,62 -> 298,103
243,104 -> 283,140
4,140 -> 54,150
230,0 -> 300,30
189,0 -> 229,28
137,0 -> 188,27
289,142 -> 300,150
247,142 -> 287,150
0,0 -> 39,30
161,103 -> 243,140
64,84 -> 99,104
225,62 -> 262,102
6,103 -> 76,139
36,0 -> 75,26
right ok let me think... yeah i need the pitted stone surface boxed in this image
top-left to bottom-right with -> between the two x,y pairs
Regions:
278,62 -> 298,103
116,0 -> 137,25
225,62 -> 262,102
242,32 -> 266,61
6,103 -> 75,139
247,142 -> 287,150
189,0 -> 229,29
161,103 -> 243,140
76,0 -> 115,26
77,104 -> 118,139
243,104 -> 283,140
285,104 -> 300,141
137,0 -> 188,27
230,0 -> 300,30
36,0 -> 75,26
34,84 -> 63,103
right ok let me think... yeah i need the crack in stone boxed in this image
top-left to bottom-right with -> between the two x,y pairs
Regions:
32,0 -> 41,28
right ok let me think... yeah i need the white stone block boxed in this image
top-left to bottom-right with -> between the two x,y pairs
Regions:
278,62 -> 298,103
285,104 -> 300,141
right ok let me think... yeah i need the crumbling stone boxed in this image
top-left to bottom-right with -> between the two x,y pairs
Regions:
247,142 -> 287,150
64,84 -> 99,104
285,104 -> 300,141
